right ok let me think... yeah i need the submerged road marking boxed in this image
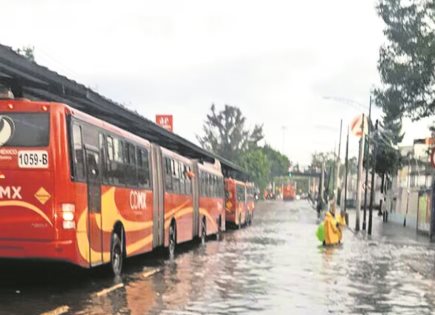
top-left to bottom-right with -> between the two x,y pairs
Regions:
95,283 -> 124,297
40,305 -> 69,315
142,268 -> 160,278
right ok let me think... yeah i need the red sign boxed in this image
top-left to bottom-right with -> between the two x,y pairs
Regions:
430,148 -> 435,168
350,114 -> 368,138
155,115 -> 173,132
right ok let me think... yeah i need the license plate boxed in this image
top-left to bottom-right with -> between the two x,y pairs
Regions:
18,151 -> 49,168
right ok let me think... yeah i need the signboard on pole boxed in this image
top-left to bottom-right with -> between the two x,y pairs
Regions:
155,115 -> 173,132
430,147 -> 435,168
350,114 -> 368,138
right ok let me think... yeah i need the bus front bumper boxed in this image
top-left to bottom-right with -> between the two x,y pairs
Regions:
0,239 -> 81,266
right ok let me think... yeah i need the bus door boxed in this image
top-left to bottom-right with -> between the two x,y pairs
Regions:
85,148 -> 103,266
192,162 -> 200,238
151,144 -> 164,248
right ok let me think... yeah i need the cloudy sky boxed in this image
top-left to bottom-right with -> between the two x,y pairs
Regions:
1,0 -> 432,164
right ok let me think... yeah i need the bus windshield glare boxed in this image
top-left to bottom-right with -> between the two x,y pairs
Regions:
0,112 -> 49,147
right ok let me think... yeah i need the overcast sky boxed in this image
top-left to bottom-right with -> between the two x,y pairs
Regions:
2,0 -> 432,164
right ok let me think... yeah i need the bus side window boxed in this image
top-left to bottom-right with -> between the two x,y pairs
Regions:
185,165 -> 191,195
126,142 -> 137,186
112,138 -> 123,185
172,160 -> 180,194
106,136 -> 114,184
199,171 -> 203,196
210,175 -> 214,197
137,148 -> 150,188
207,174 -> 213,197
214,176 -> 218,197
179,163 -> 185,195
164,157 -> 173,191
72,124 -> 85,181
205,173 -> 210,197
99,133 -> 107,183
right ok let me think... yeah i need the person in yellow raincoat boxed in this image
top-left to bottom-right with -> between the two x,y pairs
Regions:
323,203 -> 341,246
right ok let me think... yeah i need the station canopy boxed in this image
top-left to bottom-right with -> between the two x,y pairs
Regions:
0,44 -> 247,180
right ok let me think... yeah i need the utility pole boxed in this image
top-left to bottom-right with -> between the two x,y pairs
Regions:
363,96 -> 372,230
334,120 -> 343,205
320,160 -> 325,210
355,114 -> 365,231
344,127 -> 349,214
368,119 -> 378,235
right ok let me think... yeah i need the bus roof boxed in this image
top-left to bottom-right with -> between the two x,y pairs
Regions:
0,43 -> 249,181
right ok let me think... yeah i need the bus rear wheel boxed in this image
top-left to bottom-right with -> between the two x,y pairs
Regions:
111,232 -> 123,277
201,219 -> 206,245
216,217 -> 222,241
247,212 -> 252,226
168,223 -> 176,259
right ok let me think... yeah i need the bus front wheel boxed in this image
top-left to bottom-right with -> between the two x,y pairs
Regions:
111,232 -> 123,277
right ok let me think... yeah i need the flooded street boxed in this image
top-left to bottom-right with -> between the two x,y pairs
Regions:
2,200 -> 435,314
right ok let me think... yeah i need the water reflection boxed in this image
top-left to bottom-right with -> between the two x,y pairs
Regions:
2,201 -> 435,314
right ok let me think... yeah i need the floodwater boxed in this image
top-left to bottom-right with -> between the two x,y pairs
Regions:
2,201 -> 435,314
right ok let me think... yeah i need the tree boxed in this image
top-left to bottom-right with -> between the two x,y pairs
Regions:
309,151 -> 336,172
375,0 -> 435,120
15,46 -> 35,62
263,144 -> 291,178
197,104 -> 264,163
239,149 -> 270,190
373,117 -> 403,176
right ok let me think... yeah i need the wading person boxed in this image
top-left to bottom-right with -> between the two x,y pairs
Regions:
323,202 -> 341,246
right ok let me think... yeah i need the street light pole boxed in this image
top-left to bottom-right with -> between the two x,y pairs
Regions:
368,119 -> 378,235
344,127 -> 349,214
334,120 -> 343,204
355,114 -> 365,232
363,96 -> 372,230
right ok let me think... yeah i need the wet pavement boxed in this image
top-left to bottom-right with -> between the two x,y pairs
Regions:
2,200 -> 435,314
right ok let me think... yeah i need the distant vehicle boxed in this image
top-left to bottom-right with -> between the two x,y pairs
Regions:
245,182 -> 255,224
225,178 -> 249,228
283,183 -> 296,201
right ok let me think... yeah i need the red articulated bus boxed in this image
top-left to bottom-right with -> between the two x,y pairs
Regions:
0,98 -> 225,275
283,183 -> 296,201
194,161 -> 225,240
225,178 -> 247,228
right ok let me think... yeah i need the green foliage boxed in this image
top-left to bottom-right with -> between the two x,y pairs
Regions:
239,149 -> 270,190
263,144 -> 291,178
375,0 -> 435,120
373,119 -> 403,176
309,151 -> 336,172
198,104 -> 291,189
15,46 -> 35,62
373,0 -> 421,176
197,104 -> 264,162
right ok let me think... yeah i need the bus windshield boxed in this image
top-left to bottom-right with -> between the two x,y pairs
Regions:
0,112 -> 49,147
